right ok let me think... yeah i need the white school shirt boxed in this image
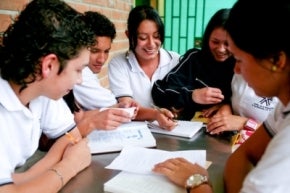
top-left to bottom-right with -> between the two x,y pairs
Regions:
240,101 -> 290,193
231,74 -> 279,123
0,77 -> 75,185
73,67 -> 117,110
108,48 -> 180,107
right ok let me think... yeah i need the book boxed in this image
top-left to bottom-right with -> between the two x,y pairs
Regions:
191,111 -> 209,124
87,121 -> 156,154
231,129 -> 255,152
147,120 -> 203,138
104,171 -> 185,193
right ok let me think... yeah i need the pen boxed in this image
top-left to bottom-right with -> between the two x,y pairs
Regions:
195,77 -> 209,87
151,104 -> 178,123
65,132 -> 78,144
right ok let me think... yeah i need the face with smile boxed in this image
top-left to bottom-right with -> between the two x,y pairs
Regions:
88,36 -> 112,74
209,27 -> 231,62
134,20 -> 161,62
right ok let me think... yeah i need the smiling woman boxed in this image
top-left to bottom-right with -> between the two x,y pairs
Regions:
151,8 -> 235,121
108,5 -> 180,108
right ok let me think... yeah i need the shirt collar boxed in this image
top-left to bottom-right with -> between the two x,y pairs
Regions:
0,77 -> 24,111
126,48 -> 173,72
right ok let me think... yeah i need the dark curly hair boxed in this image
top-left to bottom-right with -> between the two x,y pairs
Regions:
83,11 -> 116,40
63,11 -> 116,113
127,5 -> 164,51
0,0 -> 95,92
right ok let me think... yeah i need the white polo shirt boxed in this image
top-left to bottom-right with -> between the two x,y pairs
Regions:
73,67 -> 117,110
231,74 -> 279,123
0,77 -> 75,185
241,101 -> 290,193
108,48 -> 180,107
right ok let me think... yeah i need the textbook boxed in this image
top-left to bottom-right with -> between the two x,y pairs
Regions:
87,121 -> 156,154
191,111 -> 210,124
147,120 -> 203,138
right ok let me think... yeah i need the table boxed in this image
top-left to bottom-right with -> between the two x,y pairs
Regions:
60,128 -> 232,193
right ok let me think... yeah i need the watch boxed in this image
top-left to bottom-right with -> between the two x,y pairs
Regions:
244,118 -> 258,131
185,174 -> 209,193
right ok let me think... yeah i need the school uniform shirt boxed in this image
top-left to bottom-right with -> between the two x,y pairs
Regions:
152,48 -> 235,120
0,77 -> 75,186
241,101 -> 290,193
73,66 -> 117,110
108,48 -> 180,107
231,74 -> 279,123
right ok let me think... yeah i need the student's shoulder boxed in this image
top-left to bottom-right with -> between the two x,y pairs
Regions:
109,52 -> 127,62
178,48 -> 201,62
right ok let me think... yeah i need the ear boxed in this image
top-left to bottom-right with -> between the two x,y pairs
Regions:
41,54 -> 58,78
270,51 -> 287,71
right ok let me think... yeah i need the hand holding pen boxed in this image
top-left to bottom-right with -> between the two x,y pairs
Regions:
193,77 -> 224,104
151,104 -> 178,130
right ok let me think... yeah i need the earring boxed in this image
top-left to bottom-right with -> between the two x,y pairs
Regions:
271,65 -> 277,71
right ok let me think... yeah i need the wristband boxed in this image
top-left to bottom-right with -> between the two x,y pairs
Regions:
244,118 -> 258,131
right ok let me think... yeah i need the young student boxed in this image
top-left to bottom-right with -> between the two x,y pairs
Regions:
0,0 -> 95,192
153,0 -> 290,192
108,5 -> 180,108
65,11 -> 177,134
206,74 -> 279,135
151,9 -> 235,120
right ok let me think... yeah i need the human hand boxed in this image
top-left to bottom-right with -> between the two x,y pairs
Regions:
155,108 -> 178,130
62,138 -> 91,175
153,158 -> 208,187
75,108 -> 132,134
207,114 -> 247,134
192,87 -> 224,104
95,108 -> 133,129
201,104 -> 223,118
116,99 -> 139,119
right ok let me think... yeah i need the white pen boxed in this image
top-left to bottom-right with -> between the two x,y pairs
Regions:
195,77 -> 209,87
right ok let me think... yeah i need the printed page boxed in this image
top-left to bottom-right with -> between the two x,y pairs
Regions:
105,146 -> 206,174
87,122 -> 156,154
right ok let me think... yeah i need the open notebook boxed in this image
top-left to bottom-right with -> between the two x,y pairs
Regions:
87,121 -> 156,154
147,120 -> 203,138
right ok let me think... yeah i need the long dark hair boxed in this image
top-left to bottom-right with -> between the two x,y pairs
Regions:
201,8 -> 231,53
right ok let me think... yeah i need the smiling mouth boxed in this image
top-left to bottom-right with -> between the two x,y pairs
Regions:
144,48 -> 157,54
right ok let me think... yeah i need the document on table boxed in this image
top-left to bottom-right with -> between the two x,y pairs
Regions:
106,146 -> 206,173
87,121 -> 156,154
104,147 -> 207,193
147,120 -> 203,138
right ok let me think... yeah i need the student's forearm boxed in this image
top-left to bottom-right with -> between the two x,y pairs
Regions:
189,183 -> 213,193
224,149 -> 253,193
135,107 -> 158,121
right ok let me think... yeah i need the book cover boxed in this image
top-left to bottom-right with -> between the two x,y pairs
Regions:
87,121 -> 156,154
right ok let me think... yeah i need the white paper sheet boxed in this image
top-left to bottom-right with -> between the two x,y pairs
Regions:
105,146 -> 206,174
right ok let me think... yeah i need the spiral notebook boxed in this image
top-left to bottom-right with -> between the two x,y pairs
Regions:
147,120 -> 203,138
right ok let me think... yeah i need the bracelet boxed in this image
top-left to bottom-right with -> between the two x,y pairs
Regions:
49,168 -> 64,188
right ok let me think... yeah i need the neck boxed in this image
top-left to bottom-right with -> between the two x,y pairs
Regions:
9,81 -> 34,107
